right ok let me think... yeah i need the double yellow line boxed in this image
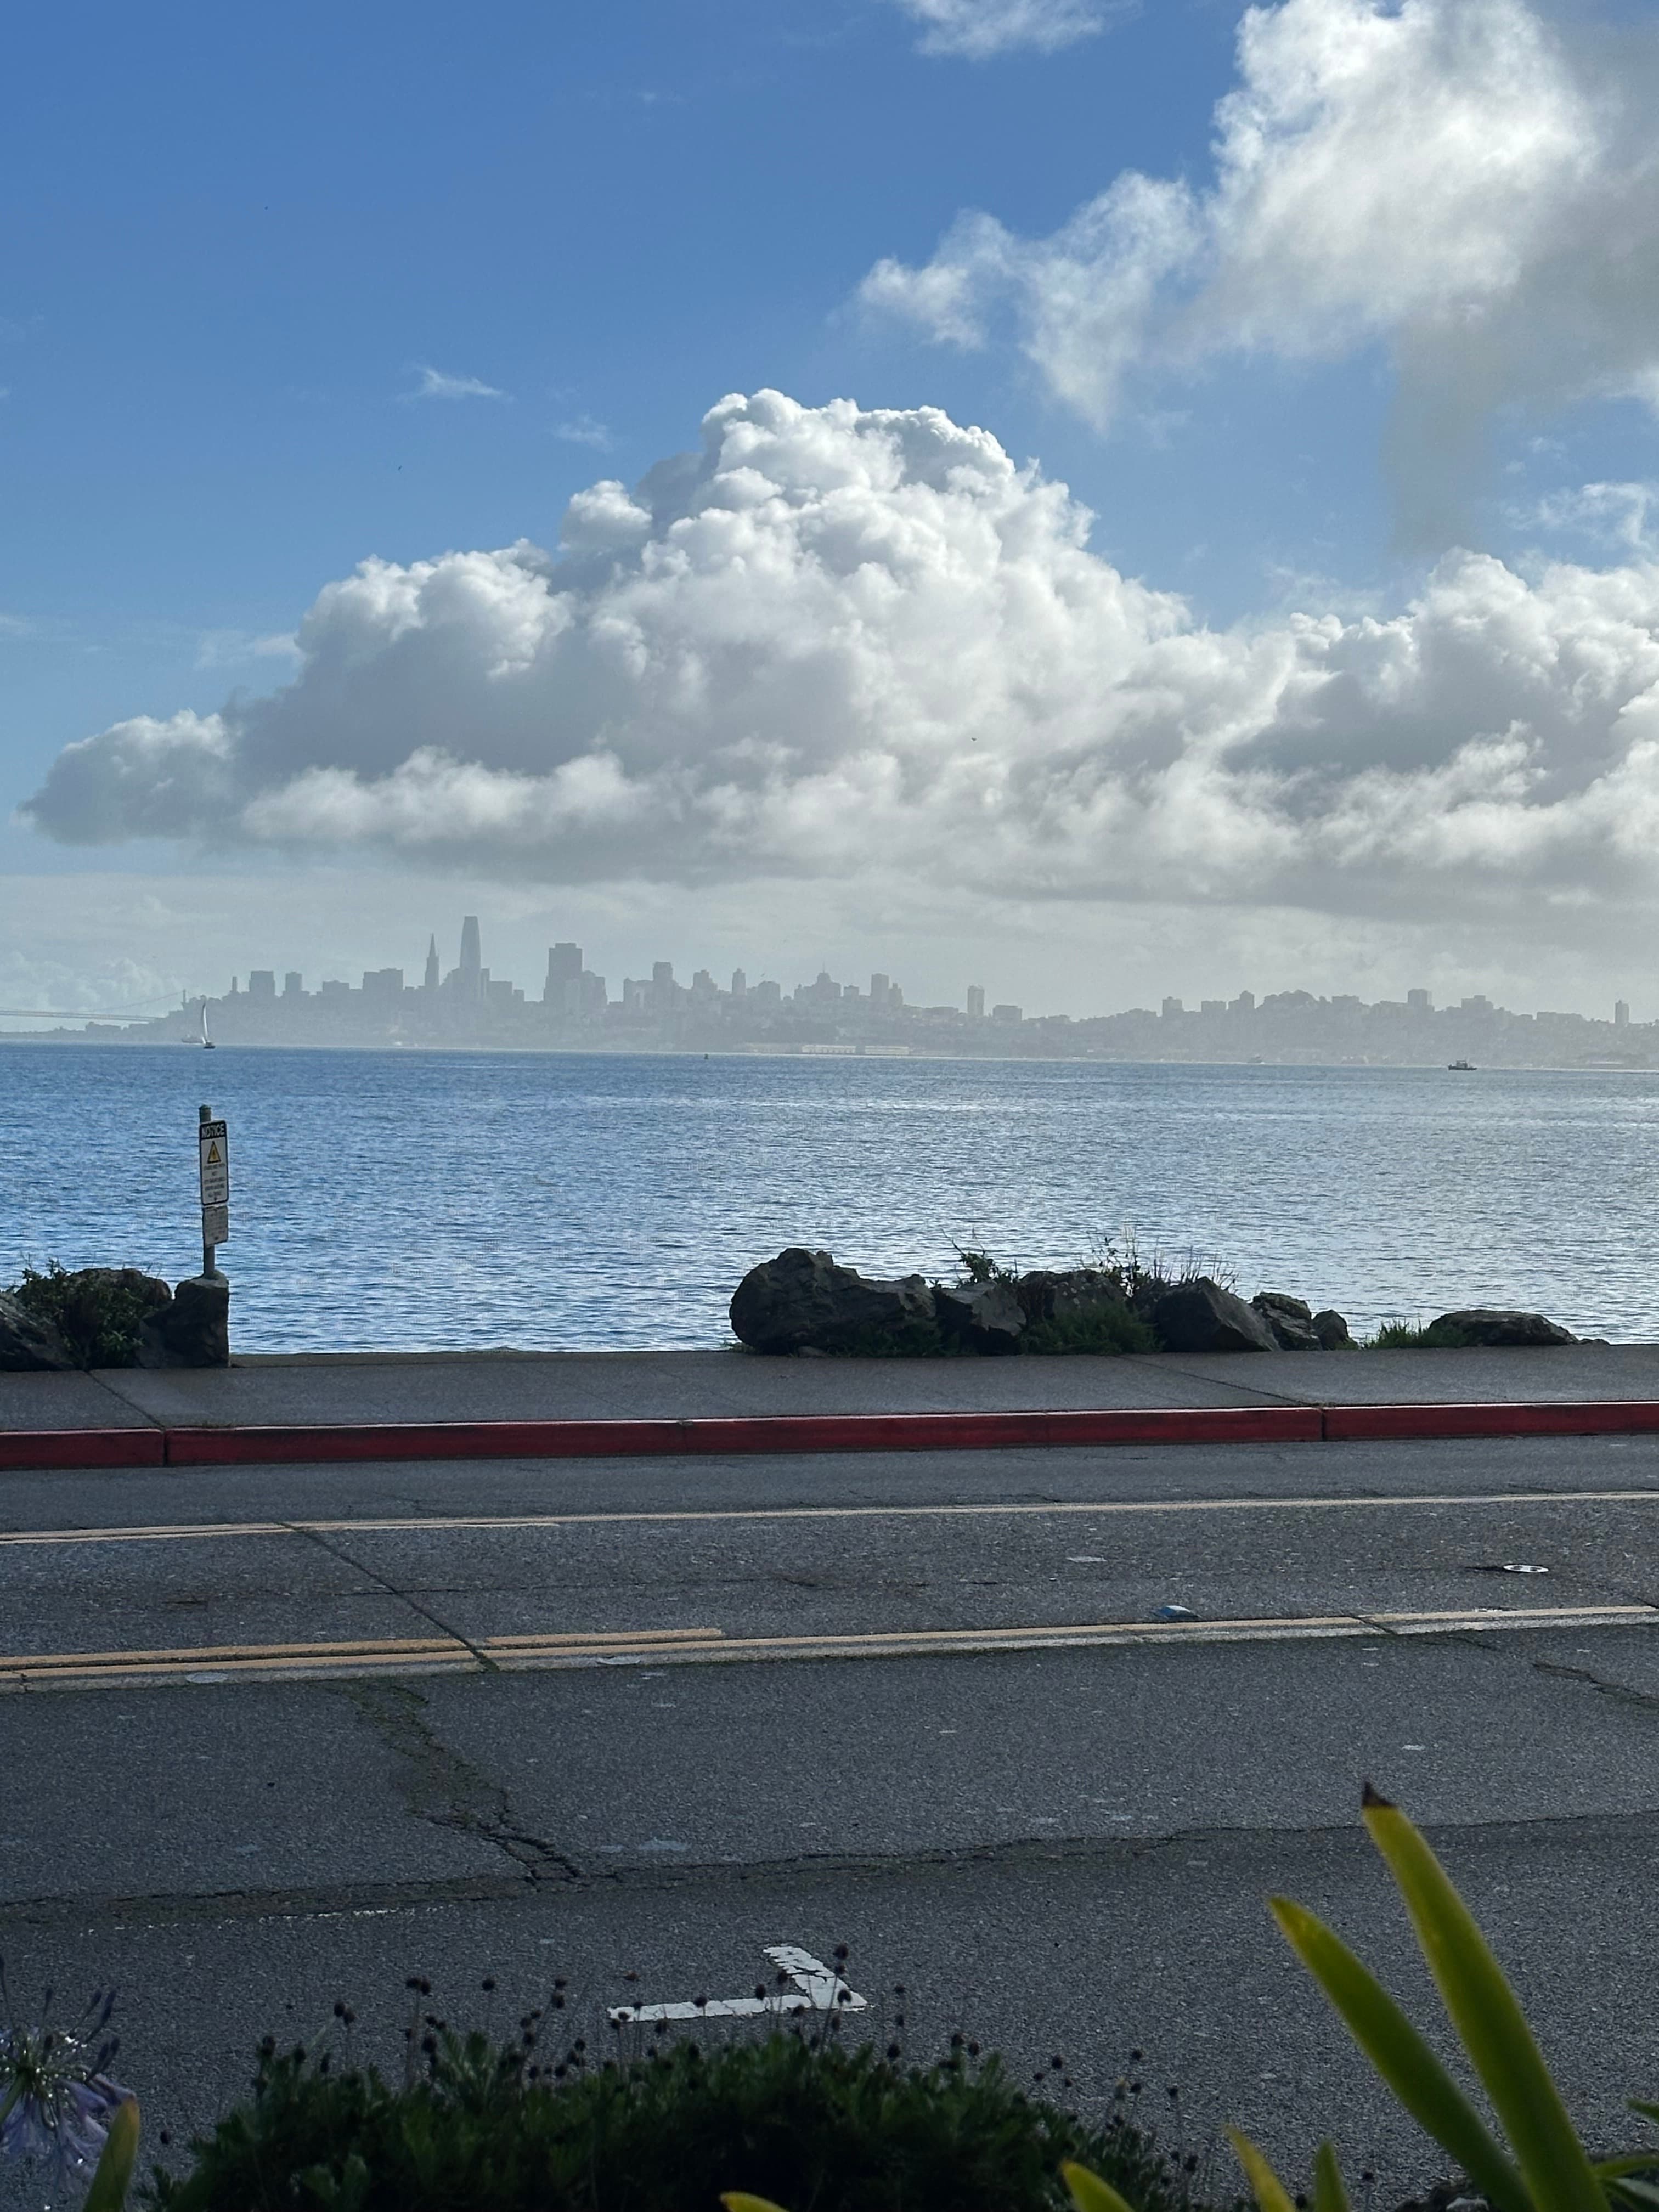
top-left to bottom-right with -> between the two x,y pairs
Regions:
3,1604 -> 1654,1692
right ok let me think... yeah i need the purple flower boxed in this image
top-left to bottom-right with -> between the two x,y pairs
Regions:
0,1971 -> 131,2196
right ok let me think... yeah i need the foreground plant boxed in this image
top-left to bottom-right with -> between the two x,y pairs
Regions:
0,1965 -> 137,2205
156,2022 -> 1195,2212
1064,1787 -> 1657,2212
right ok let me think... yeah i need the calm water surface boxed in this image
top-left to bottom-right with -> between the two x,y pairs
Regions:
3,1046 -> 1656,1349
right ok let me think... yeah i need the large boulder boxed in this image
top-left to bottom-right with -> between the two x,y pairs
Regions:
936,1278 -> 1025,1354
1152,1278 -> 1278,1354
1429,1308 -> 1575,1348
138,1273 -> 230,1368
1251,1291 -> 1323,1351
0,1290 -> 74,1371
1311,1308 -> 1356,1350
729,1248 -> 935,1354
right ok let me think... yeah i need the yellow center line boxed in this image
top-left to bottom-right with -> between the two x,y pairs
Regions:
6,1486 -> 1659,1549
3,1603 -> 1654,1691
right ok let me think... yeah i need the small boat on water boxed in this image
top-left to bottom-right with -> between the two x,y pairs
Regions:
1448,1058 -> 1475,1070
201,1002 -> 215,1049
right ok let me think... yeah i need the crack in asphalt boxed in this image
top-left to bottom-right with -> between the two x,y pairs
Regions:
7,1802 -> 1659,1934
335,1677 -> 580,1885
290,1523 -> 498,1669
1532,1657 -> 1659,1712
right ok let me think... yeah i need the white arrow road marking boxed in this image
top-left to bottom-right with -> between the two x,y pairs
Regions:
609,1944 -> 868,2025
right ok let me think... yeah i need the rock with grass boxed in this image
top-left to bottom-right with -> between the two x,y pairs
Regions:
1251,1290 -> 1324,1350
139,1272 -> 231,1368
1311,1307 -> 1355,1348
1016,1268 -> 1127,1323
1152,1277 -> 1278,1353
0,1289 -> 75,1371
729,1247 -> 936,1355
61,1266 -> 172,1350
936,1277 -> 1025,1353
1427,1307 -> 1575,1347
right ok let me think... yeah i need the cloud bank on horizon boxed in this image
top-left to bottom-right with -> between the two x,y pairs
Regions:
25,386 -> 1659,938
865,0 -> 1659,540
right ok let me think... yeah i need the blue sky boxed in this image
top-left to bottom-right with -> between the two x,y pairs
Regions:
7,0 -> 1659,1017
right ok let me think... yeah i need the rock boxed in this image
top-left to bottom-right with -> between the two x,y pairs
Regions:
1152,1278 -> 1278,1354
0,1290 -> 74,1371
138,1273 -> 231,1368
936,1278 -> 1025,1354
729,1248 -> 936,1354
1428,1308 -> 1576,1348
1251,1290 -> 1324,1351
1311,1308 -> 1355,1350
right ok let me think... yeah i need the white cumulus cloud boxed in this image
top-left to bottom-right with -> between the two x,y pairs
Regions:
22,388 -> 1659,941
863,0 -> 1659,527
890,0 -> 1132,58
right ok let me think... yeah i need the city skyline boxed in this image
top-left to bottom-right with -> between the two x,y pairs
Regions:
10,910 -> 1656,1069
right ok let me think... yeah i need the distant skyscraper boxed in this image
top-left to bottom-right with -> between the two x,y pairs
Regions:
1161,996 -> 1183,1018
731,969 -> 747,999
1407,988 -> 1432,1012
966,985 -> 985,1020
544,943 -> 582,1002
425,936 -> 440,992
1616,998 -> 1631,1028
459,916 -> 483,1002
247,970 -> 276,1001
869,973 -> 890,1008
284,971 -> 303,998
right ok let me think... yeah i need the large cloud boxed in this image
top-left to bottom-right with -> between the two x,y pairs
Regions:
862,0 -> 1659,531
22,388 -> 1659,928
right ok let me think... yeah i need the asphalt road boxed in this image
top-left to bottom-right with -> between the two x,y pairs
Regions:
5,1433 -> 1659,2201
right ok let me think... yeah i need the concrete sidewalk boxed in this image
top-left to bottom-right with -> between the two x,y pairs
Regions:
5,1339 -> 1659,1432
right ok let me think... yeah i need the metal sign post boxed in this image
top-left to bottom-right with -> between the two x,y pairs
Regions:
198,1103 -> 230,1278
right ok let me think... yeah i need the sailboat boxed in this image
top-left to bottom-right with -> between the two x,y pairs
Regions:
201,1000 -> 215,1049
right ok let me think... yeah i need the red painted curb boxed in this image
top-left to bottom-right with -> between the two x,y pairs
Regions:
1323,1400 -> 1659,1442
163,1405 -> 1324,1465
0,1427 -> 165,1471
12,1400 -> 1659,1474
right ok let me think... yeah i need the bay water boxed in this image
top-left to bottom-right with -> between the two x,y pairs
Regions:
3,1044 -> 1656,1350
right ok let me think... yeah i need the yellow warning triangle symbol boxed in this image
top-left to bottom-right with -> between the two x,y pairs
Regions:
205,1141 -> 221,1163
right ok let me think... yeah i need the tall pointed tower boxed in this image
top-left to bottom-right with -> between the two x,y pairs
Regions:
424,935 -> 440,992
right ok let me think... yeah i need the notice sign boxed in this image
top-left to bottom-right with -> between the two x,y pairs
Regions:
199,1118 -> 230,1243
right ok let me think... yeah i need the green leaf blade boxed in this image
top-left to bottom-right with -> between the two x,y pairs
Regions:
1228,2129 -> 1300,2212
1314,2141 -> 1352,2212
1362,1791 -> 1604,2212
83,2097 -> 140,2212
1062,2161 -> 1143,2212
1271,1897 -> 1528,2212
